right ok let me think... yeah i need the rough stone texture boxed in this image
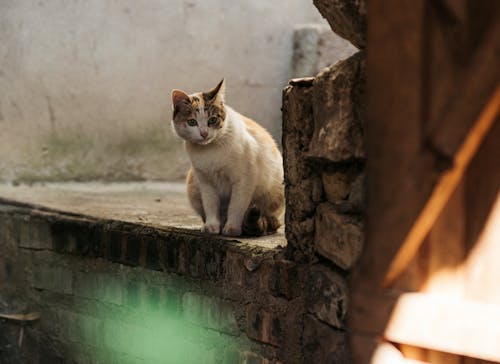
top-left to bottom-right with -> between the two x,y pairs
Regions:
307,265 -> 348,328
292,23 -> 357,78
322,170 -> 353,202
224,249 -> 247,287
303,315 -> 349,363
282,36 -> 366,362
344,170 -> 366,213
258,259 -> 302,300
246,305 -> 281,347
313,0 -> 366,49
282,80 -> 318,260
322,167 -> 366,214
308,51 -> 366,162
315,203 -> 364,270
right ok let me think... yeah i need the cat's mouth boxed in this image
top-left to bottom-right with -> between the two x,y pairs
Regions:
196,138 -> 214,146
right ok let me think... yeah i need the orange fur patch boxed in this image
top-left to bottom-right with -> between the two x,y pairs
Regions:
242,116 -> 279,152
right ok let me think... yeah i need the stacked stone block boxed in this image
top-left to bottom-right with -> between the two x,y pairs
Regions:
282,0 -> 366,361
283,52 -> 365,267
313,0 -> 366,49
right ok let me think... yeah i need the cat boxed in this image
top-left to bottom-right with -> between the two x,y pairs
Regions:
170,79 -> 284,237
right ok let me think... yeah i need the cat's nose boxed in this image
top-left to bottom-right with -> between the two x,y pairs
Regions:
200,130 -> 208,139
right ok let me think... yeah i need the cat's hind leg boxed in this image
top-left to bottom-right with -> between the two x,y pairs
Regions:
242,207 -> 266,236
242,208 -> 282,236
264,214 -> 281,234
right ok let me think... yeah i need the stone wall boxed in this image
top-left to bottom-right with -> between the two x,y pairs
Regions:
283,56 -> 365,258
312,0 -> 366,49
282,0 -> 366,361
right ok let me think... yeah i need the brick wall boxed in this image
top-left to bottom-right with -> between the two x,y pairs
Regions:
0,205 -> 312,363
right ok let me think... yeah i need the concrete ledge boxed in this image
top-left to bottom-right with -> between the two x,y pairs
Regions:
0,182 -> 285,250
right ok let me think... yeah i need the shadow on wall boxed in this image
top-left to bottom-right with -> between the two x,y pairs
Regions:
0,0 -> 331,183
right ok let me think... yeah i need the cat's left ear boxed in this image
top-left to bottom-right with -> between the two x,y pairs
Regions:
204,79 -> 225,103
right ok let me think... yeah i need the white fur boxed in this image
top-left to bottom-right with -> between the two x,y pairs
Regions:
175,105 -> 283,236
171,79 -> 283,236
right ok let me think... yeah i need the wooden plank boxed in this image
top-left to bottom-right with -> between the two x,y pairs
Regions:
349,333 -> 379,364
464,1 -> 500,54
384,293 -> 500,361
463,357 -> 498,364
464,114 -> 500,246
372,342 -> 429,364
383,85 -> 500,287
464,192 -> 500,305
425,350 -> 462,364
418,181 -> 466,295
400,344 -> 462,364
349,290 -> 399,335
363,0 -> 429,285
424,1 -> 500,142
390,179 -> 467,294
428,17 -> 500,157
425,0 -> 468,137
399,344 -> 430,363
463,117 -> 500,305
400,344 -> 498,364
351,3 -> 428,361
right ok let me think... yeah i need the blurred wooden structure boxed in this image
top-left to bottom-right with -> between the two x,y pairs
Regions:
350,1 -> 500,363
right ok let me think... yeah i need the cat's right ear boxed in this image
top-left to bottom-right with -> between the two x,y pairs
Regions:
171,89 -> 190,108
171,89 -> 190,117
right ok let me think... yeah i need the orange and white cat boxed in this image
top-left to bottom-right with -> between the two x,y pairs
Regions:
171,79 -> 284,237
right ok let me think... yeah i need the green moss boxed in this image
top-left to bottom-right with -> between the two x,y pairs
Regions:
110,127 -> 176,155
13,125 -> 188,183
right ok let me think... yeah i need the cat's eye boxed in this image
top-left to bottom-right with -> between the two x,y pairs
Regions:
207,117 -> 218,126
187,119 -> 198,127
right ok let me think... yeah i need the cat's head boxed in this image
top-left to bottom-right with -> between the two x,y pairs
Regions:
171,79 -> 227,145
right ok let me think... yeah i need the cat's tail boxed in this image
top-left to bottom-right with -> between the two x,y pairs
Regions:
242,207 -> 281,236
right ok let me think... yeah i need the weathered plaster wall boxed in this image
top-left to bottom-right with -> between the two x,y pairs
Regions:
0,0 -> 324,182
292,24 -> 357,78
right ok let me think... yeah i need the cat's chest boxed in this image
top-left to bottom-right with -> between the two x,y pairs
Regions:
195,160 -> 230,183
191,153 -> 233,186
196,163 -> 233,199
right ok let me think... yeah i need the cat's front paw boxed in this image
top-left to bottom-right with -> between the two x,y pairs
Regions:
222,223 -> 242,237
202,222 -> 220,235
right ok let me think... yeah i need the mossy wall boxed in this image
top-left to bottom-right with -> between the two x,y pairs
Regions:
8,125 -> 188,183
